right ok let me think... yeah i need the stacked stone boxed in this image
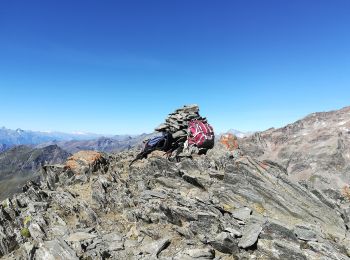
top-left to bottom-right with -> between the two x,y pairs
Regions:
155,104 -> 206,147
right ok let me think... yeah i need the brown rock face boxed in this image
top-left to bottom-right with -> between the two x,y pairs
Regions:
42,151 -> 109,190
220,133 -> 239,151
239,106 -> 350,192
65,151 -> 106,173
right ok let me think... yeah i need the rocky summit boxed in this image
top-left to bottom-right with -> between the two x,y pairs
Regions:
1,142 -> 350,259
155,104 -> 213,157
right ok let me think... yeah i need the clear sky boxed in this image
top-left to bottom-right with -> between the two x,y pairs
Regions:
0,1 -> 349,135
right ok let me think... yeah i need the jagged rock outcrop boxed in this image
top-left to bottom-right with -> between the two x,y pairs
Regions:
1,144 -> 349,259
0,145 -> 70,200
42,150 -> 109,190
239,106 -> 350,193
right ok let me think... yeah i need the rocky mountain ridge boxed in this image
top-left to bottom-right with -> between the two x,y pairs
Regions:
0,145 -> 70,200
35,134 -> 154,154
239,106 -> 350,192
1,144 -> 349,259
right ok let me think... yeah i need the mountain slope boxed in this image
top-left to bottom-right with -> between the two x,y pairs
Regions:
0,144 -> 9,153
35,133 -> 154,154
0,145 -> 70,199
1,146 -> 349,259
239,106 -> 350,191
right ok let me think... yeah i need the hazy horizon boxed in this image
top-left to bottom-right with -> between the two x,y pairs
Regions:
1,103 -> 349,136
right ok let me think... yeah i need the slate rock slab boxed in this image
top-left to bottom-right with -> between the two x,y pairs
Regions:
210,232 -> 239,254
294,225 -> 318,242
174,248 -> 215,259
231,207 -> 252,221
238,222 -> 263,249
141,238 -> 171,257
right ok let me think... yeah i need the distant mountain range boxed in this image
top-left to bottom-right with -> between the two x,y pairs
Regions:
35,134 -> 154,154
0,127 -> 108,145
0,127 -> 143,152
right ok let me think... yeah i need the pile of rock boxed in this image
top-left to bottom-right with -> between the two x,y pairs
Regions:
155,104 -> 208,151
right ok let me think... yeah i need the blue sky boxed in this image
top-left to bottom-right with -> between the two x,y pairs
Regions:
0,1 -> 349,135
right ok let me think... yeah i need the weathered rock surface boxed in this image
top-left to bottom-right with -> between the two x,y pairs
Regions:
239,106 -> 350,193
1,143 -> 350,259
238,220 -> 264,249
41,150 -> 109,190
0,145 -> 70,200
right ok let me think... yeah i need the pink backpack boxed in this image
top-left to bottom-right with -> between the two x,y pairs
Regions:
187,120 -> 214,148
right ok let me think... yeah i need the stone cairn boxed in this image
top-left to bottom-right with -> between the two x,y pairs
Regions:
154,104 -> 207,154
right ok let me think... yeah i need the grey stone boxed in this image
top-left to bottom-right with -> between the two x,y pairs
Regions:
103,232 -> 124,251
182,173 -> 206,189
34,239 -> 79,260
231,207 -> 252,221
238,222 -> 263,249
124,239 -> 139,248
210,232 -> 239,254
141,190 -> 167,200
49,226 -> 69,237
65,232 -> 97,242
27,202 -> 48,213
259,221 -> 297,242
208,170 -> 225,180
174,226 -> 195,239
174,248 -> 215,259
294,225 -> 318,242
28,222 -> 45,241
42,164 -> 67,190
306,240 -> 350,259
224,227 -> 242,238
257,239 -> 307,260
141,238 -> 171,257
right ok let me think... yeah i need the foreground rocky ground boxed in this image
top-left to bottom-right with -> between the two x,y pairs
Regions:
1,145 -> 350,259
